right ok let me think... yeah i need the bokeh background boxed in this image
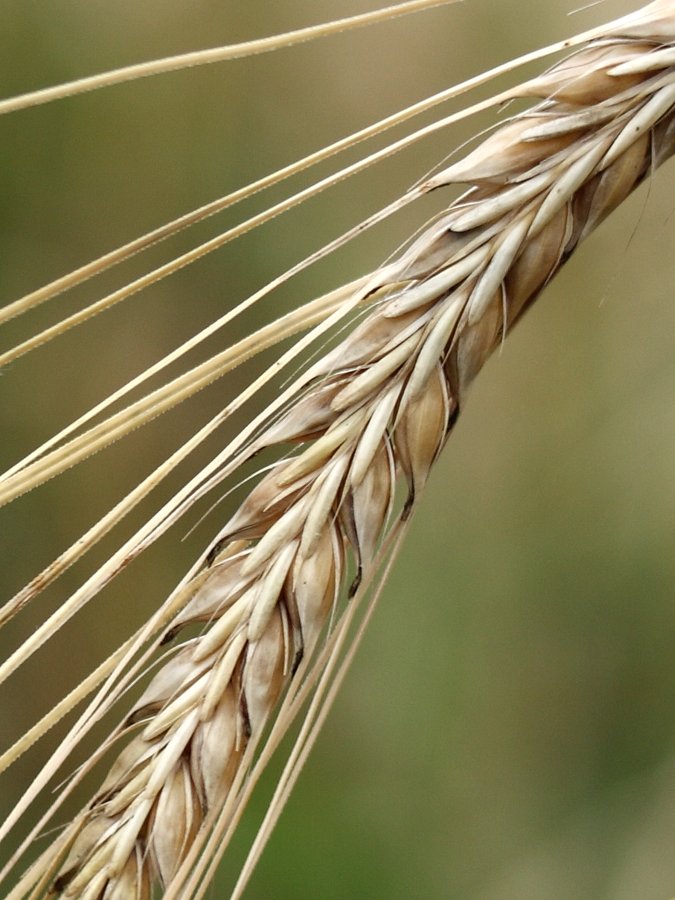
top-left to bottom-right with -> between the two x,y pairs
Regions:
2,1 -> 675,897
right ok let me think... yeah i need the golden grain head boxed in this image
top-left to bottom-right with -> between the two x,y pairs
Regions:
2,2 -> 675,898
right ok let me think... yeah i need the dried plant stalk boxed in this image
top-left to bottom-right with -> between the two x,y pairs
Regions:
3,1 -> 675,898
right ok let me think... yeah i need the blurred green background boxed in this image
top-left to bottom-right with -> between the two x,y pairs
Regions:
2,1 -> 675,897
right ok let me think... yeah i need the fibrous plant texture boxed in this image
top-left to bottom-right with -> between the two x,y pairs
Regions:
2,1 -> 675,898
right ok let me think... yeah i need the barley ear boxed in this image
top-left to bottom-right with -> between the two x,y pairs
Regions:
3,2 -> 675,898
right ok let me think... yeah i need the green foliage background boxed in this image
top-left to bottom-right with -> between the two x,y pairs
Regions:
2,1 -> 675,897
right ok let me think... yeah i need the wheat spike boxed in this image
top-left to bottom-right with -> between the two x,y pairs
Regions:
2,1 -> 675,898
